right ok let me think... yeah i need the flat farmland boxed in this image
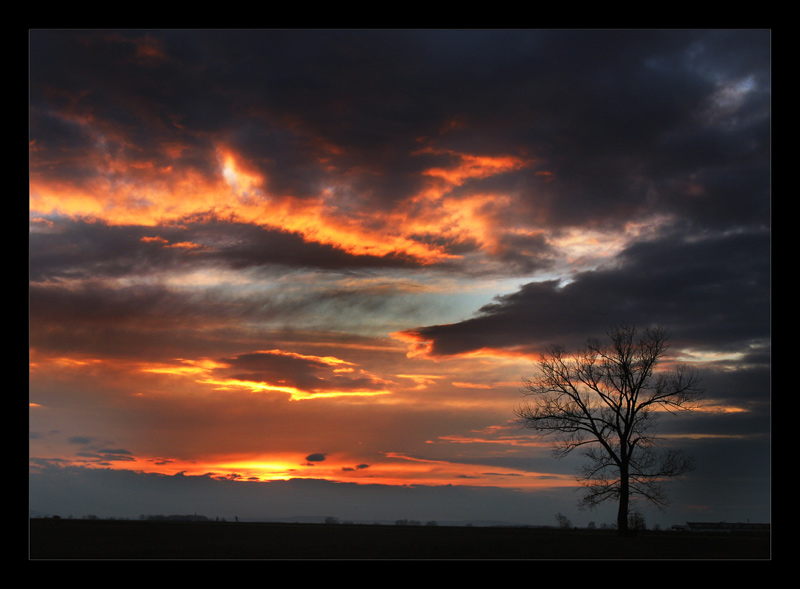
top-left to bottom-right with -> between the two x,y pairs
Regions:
29,518 -> 770,560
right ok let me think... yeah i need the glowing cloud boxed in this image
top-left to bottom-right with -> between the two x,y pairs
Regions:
416,148 -> 531,187
31,134 -> 543,267
141,350 -> 392,401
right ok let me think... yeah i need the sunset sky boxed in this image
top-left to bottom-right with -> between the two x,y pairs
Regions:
29,29 -> 770,527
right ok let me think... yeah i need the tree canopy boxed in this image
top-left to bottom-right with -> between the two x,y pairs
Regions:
516,325 -> 703,534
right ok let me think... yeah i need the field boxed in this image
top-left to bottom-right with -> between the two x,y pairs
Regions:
29,518 -> 770,560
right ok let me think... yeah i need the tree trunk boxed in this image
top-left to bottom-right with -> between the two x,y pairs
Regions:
617,464 -> 629,536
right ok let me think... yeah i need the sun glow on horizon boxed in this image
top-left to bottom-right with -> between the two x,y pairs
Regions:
32,447 -> 575,491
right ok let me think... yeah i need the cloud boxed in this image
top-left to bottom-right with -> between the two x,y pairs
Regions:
68,437 -> 95,445
396,225 -> 769,359
207,349 -> 391,400
31,30 -> 769,278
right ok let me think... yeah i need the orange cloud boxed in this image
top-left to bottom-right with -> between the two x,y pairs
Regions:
390,329 -> 436,359
382,148 -> 541,259
451,382 -> 493,389
166,241 -> 203,249
199,376 -> 390,401
140,235 -> 168,244
250,348 -> 356,368
141,349 -> 392,402
390,329 -> 539,363
420,151 -> 530,186
31,136 -> 539,266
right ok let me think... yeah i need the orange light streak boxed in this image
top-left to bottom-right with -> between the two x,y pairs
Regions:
141,358 -> 229,376
31,138 -> 539,265
252,348 -> 356,368
390,329 -> 539,363
414,147 -> 530,187
199,376 -> 391,401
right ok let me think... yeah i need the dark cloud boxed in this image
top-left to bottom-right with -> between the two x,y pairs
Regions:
197,221 -> 423,271
67,437 -> 94,445
30,217 -> 424,285
218,350 -> 387,396
68,438 -> 137,464
28,273 -> 416,361
31,30 -> 770,240
216,350 -> 385,393
220,351 -> 332,392
75,450 -> 135,463
30,219 -> 185,282
401,225 -> 769,357
28,279 -> 226,359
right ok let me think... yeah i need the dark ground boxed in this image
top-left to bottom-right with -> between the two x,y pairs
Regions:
29,518 -> 771,560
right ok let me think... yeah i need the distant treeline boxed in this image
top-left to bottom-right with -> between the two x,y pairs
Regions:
141,514 -> 212,522
31,513 -> 226,522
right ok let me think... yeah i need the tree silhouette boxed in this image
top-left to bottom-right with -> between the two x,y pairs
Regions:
555,512 -> 572,529
515,325 -> 703,535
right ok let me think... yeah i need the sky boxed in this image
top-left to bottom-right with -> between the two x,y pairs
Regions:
29,29 -> 770,528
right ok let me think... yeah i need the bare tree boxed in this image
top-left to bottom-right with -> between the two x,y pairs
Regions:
555,512 -> 572,529
515,325 -> 703,535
